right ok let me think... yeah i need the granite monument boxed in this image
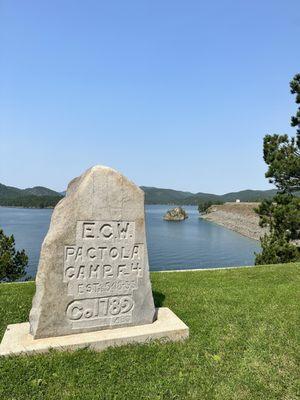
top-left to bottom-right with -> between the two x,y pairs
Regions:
0,166 -> 188,356
30,165 -> 156,338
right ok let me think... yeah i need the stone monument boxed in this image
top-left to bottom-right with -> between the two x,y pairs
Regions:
0,166 -> 188,356
30,165 -> 156,338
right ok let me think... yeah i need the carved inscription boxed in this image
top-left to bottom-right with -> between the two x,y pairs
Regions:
64,221 -> 143,329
